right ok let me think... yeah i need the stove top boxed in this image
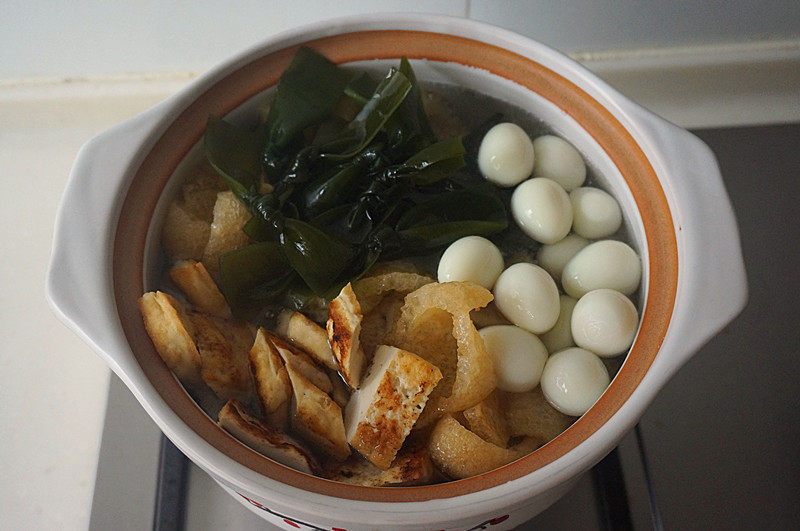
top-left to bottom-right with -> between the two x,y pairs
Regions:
89,124 -> 800,530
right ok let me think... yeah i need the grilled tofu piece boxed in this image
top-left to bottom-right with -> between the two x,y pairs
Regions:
286,364 -> 350,462
329,371 -> 351,410
265,332 -> 332,394
326,443 -> 435,486
344,345 -> 442,469
189,313 -> 255,403
327,283 -> 366,388
249,328 -> 292,429
275,310 -> 338,370
138,291 -> 202,385
463,391 -> 510,447
169,260 -> 231,318
218,399 -> 321,475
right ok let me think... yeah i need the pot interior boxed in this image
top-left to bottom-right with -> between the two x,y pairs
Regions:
118,29 -> 677,503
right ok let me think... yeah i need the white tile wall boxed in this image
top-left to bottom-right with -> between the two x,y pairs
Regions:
2,1 -> 799,80
0,1 -> 468,79
468,0 -> 800,54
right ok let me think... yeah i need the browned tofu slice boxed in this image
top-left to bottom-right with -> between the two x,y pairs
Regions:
169,260 -> 231,318
327,283 -> 366,388
189,313 -> 254,404
344,345 -> 442,469
138,291 -> 202,385
326,443 -> 435,486
218,399 -> 321,475
286,364 -> 350,462
249,328 -> 292,429
275,310 -> 338,370
265,332 -> 332,394
329,371 -> 351,409
463,391 -> 510,447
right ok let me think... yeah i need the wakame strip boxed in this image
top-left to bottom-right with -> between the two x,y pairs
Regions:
320,68 -> 412,159
204,48 -> 507,309
264,47 -> 351,150
204,115 -> 265,198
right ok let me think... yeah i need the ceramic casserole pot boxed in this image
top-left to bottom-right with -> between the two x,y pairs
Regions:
47,14 -> 747,531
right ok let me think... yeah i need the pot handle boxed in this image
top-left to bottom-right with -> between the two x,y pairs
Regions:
46,105 -> 166,372
629,106 -> 748,371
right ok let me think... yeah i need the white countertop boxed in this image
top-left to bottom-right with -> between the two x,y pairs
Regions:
1,45 -> 798,530
0,82 -> 181,530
